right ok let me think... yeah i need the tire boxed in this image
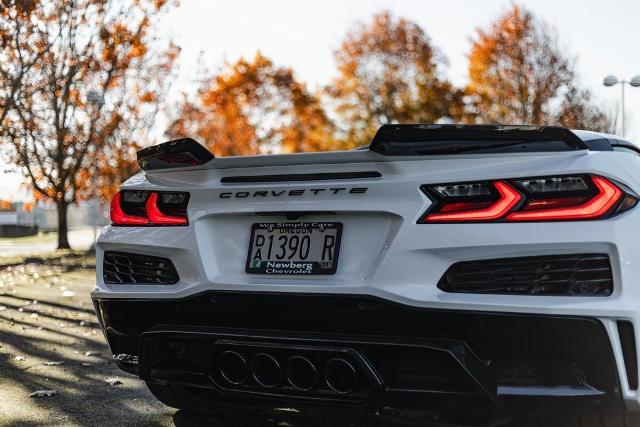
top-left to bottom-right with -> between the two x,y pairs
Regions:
145,381 -> 201,412
145,381 -> 264,418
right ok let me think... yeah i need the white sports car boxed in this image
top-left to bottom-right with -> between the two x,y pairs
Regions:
92,124 -> 640,425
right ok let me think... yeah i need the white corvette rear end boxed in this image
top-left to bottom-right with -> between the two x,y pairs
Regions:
92,125 -> 640,425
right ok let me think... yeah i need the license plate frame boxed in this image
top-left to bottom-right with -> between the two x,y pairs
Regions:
245,222 -> 342,275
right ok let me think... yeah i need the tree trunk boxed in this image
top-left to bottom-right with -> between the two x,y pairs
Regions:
56,200 -> 71,250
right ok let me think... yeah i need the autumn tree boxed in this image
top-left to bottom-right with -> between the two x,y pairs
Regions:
327,11 -> 462,148
466,4 -> 610,130
168,53 -> 334,156
0,0 -> 178,249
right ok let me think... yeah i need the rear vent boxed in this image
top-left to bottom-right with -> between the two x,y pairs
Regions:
617,320 -> 638,390
221,171 -> 381,183
438,254 -> 612,296
103,251 -> 179,285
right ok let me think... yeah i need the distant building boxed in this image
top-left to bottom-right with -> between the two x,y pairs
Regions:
0,198 -> 108,236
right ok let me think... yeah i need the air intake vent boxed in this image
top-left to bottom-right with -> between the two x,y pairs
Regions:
103,251 -> 179,285
438,254 -> 612,296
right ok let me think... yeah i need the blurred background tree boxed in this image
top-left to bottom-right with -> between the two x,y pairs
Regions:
0,3 -> 616,250
168,53 -> 334,156
326,11 -> 463,148
465,4 -> 610,130
0,0 -> 178,249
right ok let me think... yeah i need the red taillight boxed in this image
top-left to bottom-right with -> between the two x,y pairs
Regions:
420,175 -> 636,223
110,190 -> 189,226
145,193 -> 188,225
507,176 -> 622,221
110,192 -> 148,225
424,181 -> 521,222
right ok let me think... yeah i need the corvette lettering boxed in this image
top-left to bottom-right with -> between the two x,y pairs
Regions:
219,187 -> 368,198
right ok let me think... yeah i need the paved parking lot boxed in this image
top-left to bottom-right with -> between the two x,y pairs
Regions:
0,254 -> 394,426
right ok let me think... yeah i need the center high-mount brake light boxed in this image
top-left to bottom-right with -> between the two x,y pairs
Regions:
420,175 -> 637,223
110,190 -> 189,226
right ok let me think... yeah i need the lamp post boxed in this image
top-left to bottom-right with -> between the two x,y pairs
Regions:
86,90 -> 105,246
603,75 -> 640,137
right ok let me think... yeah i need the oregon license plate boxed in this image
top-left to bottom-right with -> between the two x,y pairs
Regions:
246,222 -> 342,275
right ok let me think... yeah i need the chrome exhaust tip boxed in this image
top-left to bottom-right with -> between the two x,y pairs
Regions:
324,357 -> 357,394
250,353 -> 281,388
218,350 -> 248,385
285,355 -> 319,391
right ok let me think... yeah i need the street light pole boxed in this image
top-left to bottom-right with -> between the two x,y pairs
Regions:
603,75 -> 640,138
86,90 -> 105,248
621,82 -> 625,137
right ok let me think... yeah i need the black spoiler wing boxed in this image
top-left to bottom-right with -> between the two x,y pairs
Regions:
137,138 -> 214,171
369,124 -> 588,155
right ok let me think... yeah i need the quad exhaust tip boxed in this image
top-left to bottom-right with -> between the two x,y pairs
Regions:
324,358 -> 358,394
251,353 -> 281,388
218,350 -> 248,385
218,349 -> 359,395
285,355 -> 319,391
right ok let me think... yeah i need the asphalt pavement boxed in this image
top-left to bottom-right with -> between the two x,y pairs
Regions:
0,254 -> 394,426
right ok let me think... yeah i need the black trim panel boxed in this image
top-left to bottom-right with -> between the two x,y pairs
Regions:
221,171 -> 381,183
617,320 -> 638,390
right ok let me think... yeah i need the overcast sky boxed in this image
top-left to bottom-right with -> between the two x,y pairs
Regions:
3,0 -> 640,200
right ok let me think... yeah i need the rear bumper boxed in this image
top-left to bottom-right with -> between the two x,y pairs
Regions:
93,291 -> 627,418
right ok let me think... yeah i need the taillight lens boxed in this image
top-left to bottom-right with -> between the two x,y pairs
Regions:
110,190 -> 189,226
424,181 -> 521,222
420,175 -> 637,223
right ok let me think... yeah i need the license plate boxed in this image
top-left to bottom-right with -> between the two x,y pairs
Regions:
246,222 -> 342,275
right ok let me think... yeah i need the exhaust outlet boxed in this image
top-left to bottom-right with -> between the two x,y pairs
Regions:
251,353 -> 281,388
285,355 -> 318,391
324,358 -> 357,394
218,350 -> 248,385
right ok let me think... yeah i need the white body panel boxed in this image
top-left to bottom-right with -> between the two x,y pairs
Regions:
92,145 -> 640,408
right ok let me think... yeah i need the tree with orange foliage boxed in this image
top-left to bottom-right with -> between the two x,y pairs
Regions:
0,0 -> 178,249
466,4 -> 610,130
168,53 -> 334,156
327,11 -> 462,148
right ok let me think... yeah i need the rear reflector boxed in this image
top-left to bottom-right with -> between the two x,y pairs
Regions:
438,254 -> 613,296
420,175 -> 636,223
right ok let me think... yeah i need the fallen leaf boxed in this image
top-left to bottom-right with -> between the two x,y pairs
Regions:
105,378 -> 122,386
15,355 -> 26,361
29,390 -> 57,398
84,351 -> 100,357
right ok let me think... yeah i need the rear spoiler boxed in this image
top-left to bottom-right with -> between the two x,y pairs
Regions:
369,124 -> 588,155
137,125 -> 589,171
137,138 -> 214,171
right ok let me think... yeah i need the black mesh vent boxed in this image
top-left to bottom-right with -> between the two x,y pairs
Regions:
438,254 -> 612,296
103,251 -> 179,285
